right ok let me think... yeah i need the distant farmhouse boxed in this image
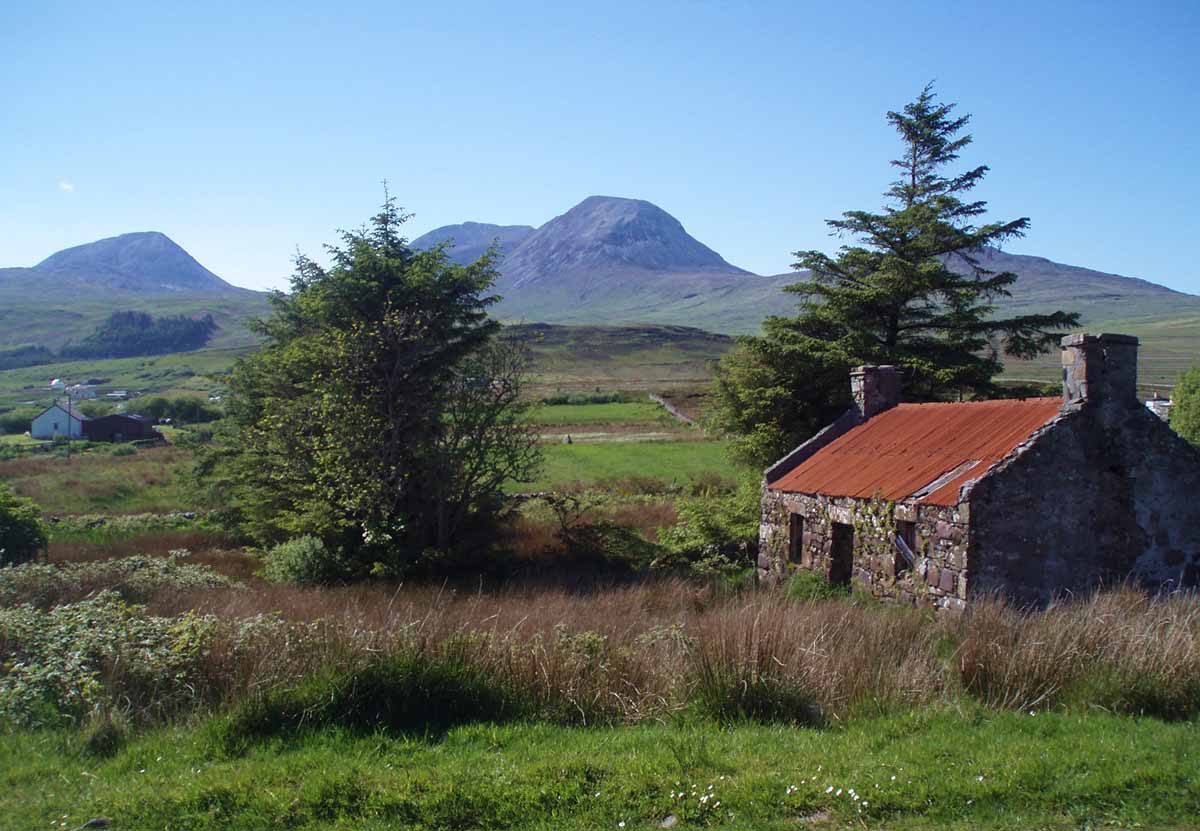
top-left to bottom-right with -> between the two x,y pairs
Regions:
760,334 -> 1200,608
83,413 -> 159,443
29,405 -> 161,444
30,403 -> 86,439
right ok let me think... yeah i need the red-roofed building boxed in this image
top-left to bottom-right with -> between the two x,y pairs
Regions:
760,334 -> 1200,609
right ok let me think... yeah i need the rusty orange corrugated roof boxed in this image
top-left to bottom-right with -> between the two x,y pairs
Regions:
768,397 -> 1064,506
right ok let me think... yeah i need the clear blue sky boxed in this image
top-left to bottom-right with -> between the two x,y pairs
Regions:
3,0 -> 1198,293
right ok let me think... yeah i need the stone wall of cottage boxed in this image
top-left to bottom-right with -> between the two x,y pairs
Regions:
968,404 -> 1200,606
759,487 -> 969,610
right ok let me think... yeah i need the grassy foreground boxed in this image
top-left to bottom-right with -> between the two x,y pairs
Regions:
4,710 -> 1197,830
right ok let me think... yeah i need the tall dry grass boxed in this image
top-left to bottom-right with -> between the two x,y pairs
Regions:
955,587 -> 1200,716
7,551 -> 1200,729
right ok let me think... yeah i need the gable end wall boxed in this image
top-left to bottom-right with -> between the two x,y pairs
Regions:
968,404 -> 1200,605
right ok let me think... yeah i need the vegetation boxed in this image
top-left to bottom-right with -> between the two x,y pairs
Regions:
710,84 -> 1079,466
4,711 -> 1199,830
0,481 -> 46,566
199,198 -> 540,577
511,440 -> 728,494
1170,366 -> 1200,445
128,394 -> 222,423
0,344 -> 55,371
0,446 -> 202,515
60,310 -> 218,359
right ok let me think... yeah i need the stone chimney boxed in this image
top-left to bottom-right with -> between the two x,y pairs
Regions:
851,365 -> 901,419
1061,333 -> 1139,409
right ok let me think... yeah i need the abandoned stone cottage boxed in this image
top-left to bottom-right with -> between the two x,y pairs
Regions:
759,333 -> 1200,608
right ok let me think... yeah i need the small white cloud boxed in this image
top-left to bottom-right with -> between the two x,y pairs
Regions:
58,181 -> 74,192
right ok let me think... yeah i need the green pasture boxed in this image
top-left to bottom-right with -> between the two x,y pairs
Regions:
530,401 -> 673,425
513,439 -> 729,491
3,710 -> 1196,830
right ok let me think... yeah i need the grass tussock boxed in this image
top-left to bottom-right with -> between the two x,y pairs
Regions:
957,588 -> 1200,717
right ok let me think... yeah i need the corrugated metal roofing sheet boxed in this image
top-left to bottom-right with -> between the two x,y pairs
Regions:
768,397 -> 1063,506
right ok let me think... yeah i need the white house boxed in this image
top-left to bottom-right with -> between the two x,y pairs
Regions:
30,403 -> 86,440
66,384 -> 97,400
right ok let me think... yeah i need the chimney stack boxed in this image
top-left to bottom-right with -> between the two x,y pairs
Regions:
851,365 -> 901,419
1061,333 -> 1139,409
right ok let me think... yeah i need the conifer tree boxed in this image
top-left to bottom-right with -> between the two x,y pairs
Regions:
711,84 -> 1079,467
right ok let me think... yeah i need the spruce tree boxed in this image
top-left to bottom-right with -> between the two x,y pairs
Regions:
710,83 -> 1079,467
791,82 -> 1078,397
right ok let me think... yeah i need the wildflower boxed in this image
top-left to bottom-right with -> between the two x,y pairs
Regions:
618,822 -> 625,828
825,786 -> 834,794
835,789 -> 843,797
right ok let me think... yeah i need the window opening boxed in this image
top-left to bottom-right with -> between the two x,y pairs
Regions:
894,520 -> 917,576
787,513 -> 804,564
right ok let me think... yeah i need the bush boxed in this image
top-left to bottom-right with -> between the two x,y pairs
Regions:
0,483 -> 46,567
1170,366 -> 1200,446
541,391 -> 634,405
209,651 -> 526,754
0,592 -> 219,726
655,475 -> 760,577
260,536 -> 352,586
0,406 -> 41,436
0,552 -> 238,607
783,569 -> 850,602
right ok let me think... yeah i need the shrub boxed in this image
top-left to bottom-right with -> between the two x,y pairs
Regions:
0,552 -> 238,607
209,651 -> 527,754
0,483 -> 46,567
783,569 -> 849,602
82,708 -> 129,757
261,536 -> 352,586
655,475 -> 759,577
1171,366 -> 1200,446
0,593 -> 219,726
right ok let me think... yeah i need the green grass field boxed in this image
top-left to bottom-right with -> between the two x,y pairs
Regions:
531,401 -> 673,425
513,440 -> 729,492
3,711 -> 1196,830
0,445 -> 202,514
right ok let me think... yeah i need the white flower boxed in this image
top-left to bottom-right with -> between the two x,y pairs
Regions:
618,822 -> 625,828
825,786 -> 834,793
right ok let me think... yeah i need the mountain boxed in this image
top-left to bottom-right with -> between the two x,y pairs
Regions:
31,231 -> 237,293
0,232 -> 267,355
414,196 -> 1200,350
410,222 -> 534,266
500,196 -> 749,289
